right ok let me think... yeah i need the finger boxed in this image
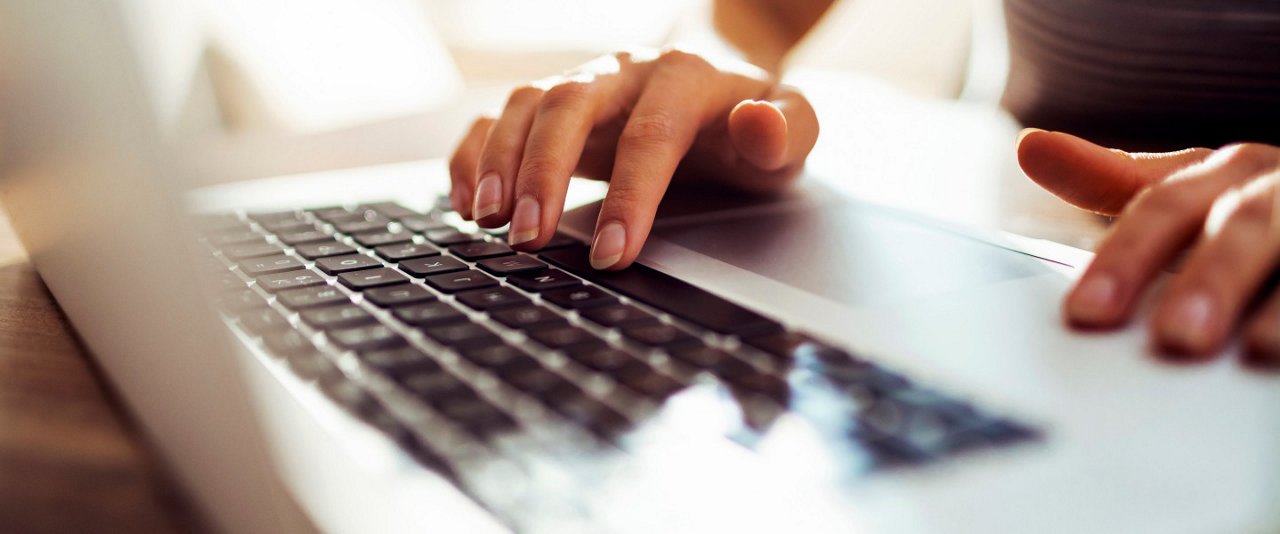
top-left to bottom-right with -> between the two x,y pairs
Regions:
1151,171 -> 1280,357
472,85 -> 545,227
1244,281 -> 1280,369
448,116 -> 495,220
507,73 -> 629,249
1064,144 -> 1280,328
591,52 -> 750,270
727,84 -> 819,174
1017,129 -> 1213,215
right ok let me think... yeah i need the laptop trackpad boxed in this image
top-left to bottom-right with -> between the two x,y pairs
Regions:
650,202 -> 1047,308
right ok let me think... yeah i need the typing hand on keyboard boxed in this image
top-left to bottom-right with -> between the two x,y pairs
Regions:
447,47 -> 819,270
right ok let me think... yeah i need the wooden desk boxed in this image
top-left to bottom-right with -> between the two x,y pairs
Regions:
0,211 -> 203,533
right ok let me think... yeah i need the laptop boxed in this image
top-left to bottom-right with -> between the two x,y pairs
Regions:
1,1 -> 1277,533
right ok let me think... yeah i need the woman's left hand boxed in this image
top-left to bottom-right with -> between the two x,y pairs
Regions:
1016,129 -> 1280,364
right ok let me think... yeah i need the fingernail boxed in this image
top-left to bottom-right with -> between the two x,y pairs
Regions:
590,222 -> 626,270
1161,292 -> 1215,353
1016,127 -> 1048,146
1067,274 -> 1118,325
508,195 -> 540,246
472,172 -> 502,219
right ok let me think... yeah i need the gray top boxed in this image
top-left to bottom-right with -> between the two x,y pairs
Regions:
1002,0 -> 1280,150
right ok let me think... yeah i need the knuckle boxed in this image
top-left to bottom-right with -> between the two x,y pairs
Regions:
1132,182 -> 1198,215
1216,143 -> 1278,171
517,152 -> 559,182
619,111 -> 678,148
538,81 -> 593,112
604,184 -> 648,208
506,85 -> 545,107
1227,191 -> 1274,224
656,47 -> 710,72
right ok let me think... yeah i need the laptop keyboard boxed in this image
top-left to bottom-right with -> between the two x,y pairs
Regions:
198,201 -> 1038,484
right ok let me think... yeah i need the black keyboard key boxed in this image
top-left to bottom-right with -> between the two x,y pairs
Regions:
338,267 -> 408,290
375,242 -> 439,261
455,287 -> 528,310
255,269 -> 326,293
742,331 -> 814,360
261,219 -> 315,234
540,247 -> 780,336
334,219 -> 390,235
620,323 -> 699,349
458,343 -> 539,374
276,229 -> 331,245
208,230 -> 263,247
399,256 -> 467,277
239,255 -> 304,276
398,215 -> 448,233
247,210 -> 301,225
527,325 -> 599,350
476,255 -> 547,276
295,240 -> 356,260
224,242 -> 285,260
502,368 -> 578,399
668,345 -> 734,369
288,351 -> 340,382
360,346 -> 442,377
360,202 -> 418,220
423,322 -> 499,347
539,233 -> 582,250
824,364 -> 911,396
710,357 -> 755,380
310,206 -> 355,221
263,329 -> 315,356
353,230 -> 413,248
392,301 -> 467,327
277,284 -> 349,309
565,344 -> 645,374
218,288 -> 267,313
424,229 -> 481,246
363,284 -> 436,308
863,437 -> 933,468
423,270 -> 497,293
448,241 -> 514,260
615,368 -> 686,398
506,268 -> 579,292
315,254 -> 382,275
317,375 -> 375,413
489,305 -> 563,330
542,285 -> 615,309
728,372 -> 789,402
300,304 -> 376,330
435,397 -> 517,436
238,308 -> 290,335
398,370 -> 474,404
546,393 -> 630,436
580,303 -> 655,328
328,324 -> 404,351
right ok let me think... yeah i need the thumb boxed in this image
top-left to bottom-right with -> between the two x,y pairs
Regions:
728,86 -> 819,173
1016,129 -> 1212,216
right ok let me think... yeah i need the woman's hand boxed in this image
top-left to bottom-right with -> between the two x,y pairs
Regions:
1017,129 -> 1280,364
448,48 -> 818,270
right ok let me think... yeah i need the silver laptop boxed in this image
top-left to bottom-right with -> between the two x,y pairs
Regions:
2,1 -> 1277,533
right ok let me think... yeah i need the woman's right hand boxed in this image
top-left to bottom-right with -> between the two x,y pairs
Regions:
448,47 -> 819,270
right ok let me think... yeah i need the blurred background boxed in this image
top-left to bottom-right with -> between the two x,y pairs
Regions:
129,0 -> 989,184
